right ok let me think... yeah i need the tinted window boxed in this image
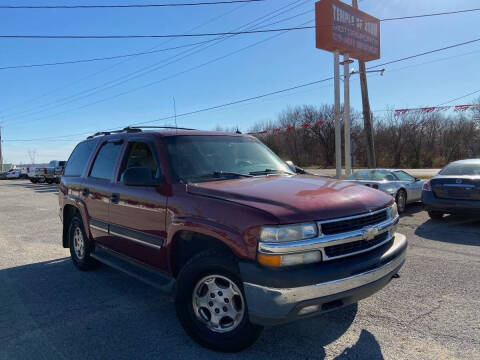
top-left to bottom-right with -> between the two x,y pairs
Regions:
89,142 -> 122,181
64,141 -> 96,177
394,171 -> 414,181
120,142 -> 160,180
439,162 -> 480,176
164,135 -> 293,183
348,170 -> 394,181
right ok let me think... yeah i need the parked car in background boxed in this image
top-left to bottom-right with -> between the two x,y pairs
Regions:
59,127 -> 406,352
422,159 -> 480,219
0,171 -> 7,180
6,169 -> 21,179
346,169 -> 425,213
28,160 -> 66,184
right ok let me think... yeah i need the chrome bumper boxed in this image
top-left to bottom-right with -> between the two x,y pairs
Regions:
244,233 -> 407,326
258,211 -> 399,261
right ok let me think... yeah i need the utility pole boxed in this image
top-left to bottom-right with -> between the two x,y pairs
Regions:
334,50 -> 342,179
342,54 -> 353,176
352,0 -> 376,168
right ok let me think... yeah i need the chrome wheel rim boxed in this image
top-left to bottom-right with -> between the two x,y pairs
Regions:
397,192 -> 406,212
73,226 -> 85,260
192,274 -> 245,333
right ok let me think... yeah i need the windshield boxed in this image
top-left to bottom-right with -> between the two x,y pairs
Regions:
164,135 -> 294,183
439,162 -> 480,176
347,170 -> 395,181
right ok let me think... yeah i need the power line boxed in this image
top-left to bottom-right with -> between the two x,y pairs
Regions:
368,38 -> 480,69
0,1 -> 265,9
0,25 -> 315,39
1,1 -> 310,123
436,89 -> 480,106
2,7 -> 480,40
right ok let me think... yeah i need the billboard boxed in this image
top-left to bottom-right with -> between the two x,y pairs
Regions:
315,0 -> 380,61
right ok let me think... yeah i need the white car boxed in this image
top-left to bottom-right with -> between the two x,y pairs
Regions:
6,170 -> 21,179
346,169 -> 425,213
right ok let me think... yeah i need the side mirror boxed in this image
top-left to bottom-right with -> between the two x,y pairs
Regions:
122,167 -> 162,187
285,160 -> 308,175
414,177 -> 421,182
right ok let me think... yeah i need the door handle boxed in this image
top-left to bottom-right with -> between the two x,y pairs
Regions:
82,188 -> 89,197
111,193 -> 120,204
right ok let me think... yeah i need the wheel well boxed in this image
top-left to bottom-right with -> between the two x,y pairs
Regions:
170,231 -> 233,278
397,188 -> 407,199
62,205 -> 78,248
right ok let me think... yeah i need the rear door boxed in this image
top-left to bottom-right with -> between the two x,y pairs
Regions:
83,139 -> 123,246
108,138 -> 168,268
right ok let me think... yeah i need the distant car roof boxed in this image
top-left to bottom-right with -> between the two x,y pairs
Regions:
448,159 -> 480,165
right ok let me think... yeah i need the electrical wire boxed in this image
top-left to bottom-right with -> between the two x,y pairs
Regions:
0,1 -> 266,9
1,0 -> 310,122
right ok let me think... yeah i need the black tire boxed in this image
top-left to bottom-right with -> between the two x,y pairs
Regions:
396,189 -> 407,214
68,215 -> 99,271
428,211 -> 444,220
46,179 -> 53,184
30,178 -> 37,183
175,248 -> 263,352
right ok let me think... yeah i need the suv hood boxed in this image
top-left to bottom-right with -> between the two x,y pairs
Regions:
187,175 -> 393,223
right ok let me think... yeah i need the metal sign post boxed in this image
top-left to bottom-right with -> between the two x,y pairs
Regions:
341,55 -> 353,176
334,50 -> 342,179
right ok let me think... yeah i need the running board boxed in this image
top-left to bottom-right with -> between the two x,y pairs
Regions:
91,245 -> 175,294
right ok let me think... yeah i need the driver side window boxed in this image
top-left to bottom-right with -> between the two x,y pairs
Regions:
120,142 -> 160,181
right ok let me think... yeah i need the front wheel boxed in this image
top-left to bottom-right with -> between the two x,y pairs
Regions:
396,190 -> 407,214
175,249 -> 263,352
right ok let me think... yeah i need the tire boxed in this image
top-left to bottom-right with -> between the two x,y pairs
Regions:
46,179 -> 53,184
396,190 -> 407,214
175,248 -> 263,352
428,211 -> 444,220
68,215 -> 99,271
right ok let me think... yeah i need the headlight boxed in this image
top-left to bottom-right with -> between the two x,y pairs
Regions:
260,222 -> 318,242
389,202 -> 398,219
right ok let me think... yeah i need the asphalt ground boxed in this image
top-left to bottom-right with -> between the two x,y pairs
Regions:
0,179 -> 478,360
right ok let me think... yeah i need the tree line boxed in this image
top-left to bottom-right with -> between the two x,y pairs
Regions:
230,102 -> 480,169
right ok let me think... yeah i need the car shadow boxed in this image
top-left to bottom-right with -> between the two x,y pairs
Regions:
415,215 -> 480,246
401,202 -> 424,217
0,258 -> 382,359
4,181 -> 59,194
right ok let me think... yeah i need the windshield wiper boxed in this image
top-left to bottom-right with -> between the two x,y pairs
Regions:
249,169 -> 292,176
192,171 -> 253,181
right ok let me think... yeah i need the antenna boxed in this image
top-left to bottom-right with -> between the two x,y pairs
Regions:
173,97 -> 178,130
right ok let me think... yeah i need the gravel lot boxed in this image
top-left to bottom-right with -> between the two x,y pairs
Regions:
0,179 -> 479,360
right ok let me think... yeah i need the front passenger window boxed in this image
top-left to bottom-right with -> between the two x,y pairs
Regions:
121,142 -> 160,180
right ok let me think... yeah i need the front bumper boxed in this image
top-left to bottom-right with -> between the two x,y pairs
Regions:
422,191 -> 480,215
241,233 -> 407,326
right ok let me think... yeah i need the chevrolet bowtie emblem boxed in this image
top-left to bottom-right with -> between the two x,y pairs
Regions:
364,227 -> 379,241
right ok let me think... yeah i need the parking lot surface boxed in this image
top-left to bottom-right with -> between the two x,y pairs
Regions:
0,179 -> 479,360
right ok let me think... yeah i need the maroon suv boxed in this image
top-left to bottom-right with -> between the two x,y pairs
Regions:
59,127 -> 407,352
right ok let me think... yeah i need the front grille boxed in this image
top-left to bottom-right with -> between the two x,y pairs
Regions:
324,232 -> 389,258
321,210 -> 388,235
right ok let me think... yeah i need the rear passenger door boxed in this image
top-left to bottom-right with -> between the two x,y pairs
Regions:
108,139 -> 168,268
84,139 -> 123,246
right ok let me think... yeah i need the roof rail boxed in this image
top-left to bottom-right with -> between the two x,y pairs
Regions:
86,127 -> 141,139
124,126 -> 197,131
86,126 -> 197,139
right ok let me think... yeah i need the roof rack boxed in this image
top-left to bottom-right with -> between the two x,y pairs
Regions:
86,126 -> 197,139
124,126 -> 197,131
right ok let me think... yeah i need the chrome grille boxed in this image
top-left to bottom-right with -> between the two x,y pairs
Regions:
324,232 -> 390,258
321,210 -> 388,235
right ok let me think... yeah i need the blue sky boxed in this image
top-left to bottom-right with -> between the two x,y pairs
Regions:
1,0 -> 479,164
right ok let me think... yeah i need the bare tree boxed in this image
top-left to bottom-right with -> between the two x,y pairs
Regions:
27,149 -> 37,165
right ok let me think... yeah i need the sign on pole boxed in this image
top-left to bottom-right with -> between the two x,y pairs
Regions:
315,0 -> 380,62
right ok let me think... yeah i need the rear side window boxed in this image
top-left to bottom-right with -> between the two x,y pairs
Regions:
89,142 -> 123,181
64,141 -> 96,177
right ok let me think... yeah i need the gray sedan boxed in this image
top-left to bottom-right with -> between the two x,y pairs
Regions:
346,169 -> 425,213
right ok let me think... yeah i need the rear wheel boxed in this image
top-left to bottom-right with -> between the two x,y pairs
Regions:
396,190 -> 407,214
428,211 -> 444,220
175,249 -> 263,352
68,215 -> 98,271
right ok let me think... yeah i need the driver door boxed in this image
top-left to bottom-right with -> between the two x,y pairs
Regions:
108,139 -> 168,269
